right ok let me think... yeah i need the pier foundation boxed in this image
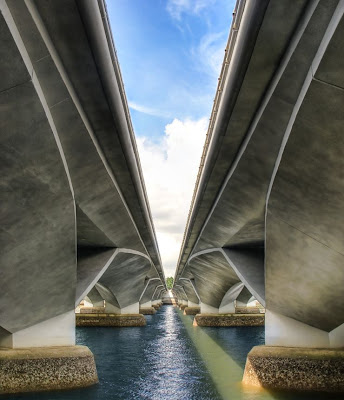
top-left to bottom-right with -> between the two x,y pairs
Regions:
243,345 -> 344,392
183,307 -> 201,315
76,313 -> 146,327
140,307 -> 156,315
193,313 -> 265,327
0,346 -> 98,394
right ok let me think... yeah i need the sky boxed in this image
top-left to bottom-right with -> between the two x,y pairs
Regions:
107,0 -> 236,277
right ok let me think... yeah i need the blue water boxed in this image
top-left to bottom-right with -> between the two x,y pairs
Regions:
3,306 -> 342,400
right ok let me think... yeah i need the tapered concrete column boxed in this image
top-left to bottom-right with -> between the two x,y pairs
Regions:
219,302 -> 235,313
265,310 -> 344,348
105,302 -> 121,314
105,301 -> 140,314
200,303 -> 219,314
140,301 -> 152,308
121,302 -> 140,314
243,312 -> 344,391
0,311 -> 75,349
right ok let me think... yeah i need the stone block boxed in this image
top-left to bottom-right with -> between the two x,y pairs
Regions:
139,307 -> 156,315
76,313 -> 146,327
193,313 -> 265,327
243,345 -> 344,392
0,345 -> 98,394
183,307 -> 201,315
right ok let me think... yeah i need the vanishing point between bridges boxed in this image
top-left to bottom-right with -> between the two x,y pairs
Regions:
0,0 -> 343,399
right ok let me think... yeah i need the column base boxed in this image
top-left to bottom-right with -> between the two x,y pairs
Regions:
243,345 -> 344,393
0,345 -> 98,394
235,307 -> 262,314
139,307 -> 156,315
76,313 -> 146,327
79,307 -> 105,314
193,313 -> 265,327
183,307 -> 200,315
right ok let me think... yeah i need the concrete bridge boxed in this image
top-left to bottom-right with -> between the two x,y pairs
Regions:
0,0 -> 166,391
174,0 -> 344,391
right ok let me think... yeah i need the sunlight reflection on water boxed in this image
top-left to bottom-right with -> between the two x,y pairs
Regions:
3,306 -> 342,400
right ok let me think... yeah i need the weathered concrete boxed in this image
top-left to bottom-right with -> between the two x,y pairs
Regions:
236,307 -> 262,314
243,346 -> 344,393
183,307 -> 200,316
79,307 -> 105,314
0,1 -> 168,393
0,0 -> 165,346
193,314 -> 265,327
0,346 -> 98,394
173,7 -> 344,395
76,313 -> 146,327
140,307 -> 156,315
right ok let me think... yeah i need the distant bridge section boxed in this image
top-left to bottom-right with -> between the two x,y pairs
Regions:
0,0 -> 165,348
174,0 -> 344,349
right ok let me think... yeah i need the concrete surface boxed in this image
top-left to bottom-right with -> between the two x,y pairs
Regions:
76,313 -> 146,327
174,0 -> 344,355
243,345 -> 344,392
193,314 -> 265,327
0,0 -> 165,350
0,345 -> 98,394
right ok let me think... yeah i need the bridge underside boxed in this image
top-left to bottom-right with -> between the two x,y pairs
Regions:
175,0 -> 344,348
0,0 -> 165,352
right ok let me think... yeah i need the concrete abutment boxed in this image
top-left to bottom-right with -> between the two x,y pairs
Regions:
0,346 -> 98,394
243,345 -> 344,393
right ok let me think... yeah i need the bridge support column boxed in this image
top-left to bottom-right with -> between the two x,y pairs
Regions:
243,310 -> 344,392
182,300 -> 201,315
120,302 -> 140,314
200,303 -> 219,314
152,300 -> 162,310
77,301 -> 145,327
179,300 -> 188,311
0,311 -> 75,348
219,302 -> 235,314
140,300 -> 156,315
0,311 -> 98,394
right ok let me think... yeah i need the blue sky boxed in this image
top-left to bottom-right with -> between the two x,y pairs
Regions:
107,0 -> 236,276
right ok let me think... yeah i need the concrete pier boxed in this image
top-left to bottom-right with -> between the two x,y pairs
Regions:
193,314 -> 265,327
0,346 -> 98,394
183,307 -> 200,315
76,313 -> 146,327
243,346 -> 344,393
140,307 -> 156,315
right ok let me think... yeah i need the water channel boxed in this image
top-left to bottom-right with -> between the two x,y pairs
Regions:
5,306 -> 342,400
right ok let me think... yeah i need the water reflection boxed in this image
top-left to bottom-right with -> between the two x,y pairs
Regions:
178,310 -> 343,400
2,306 -> 342,400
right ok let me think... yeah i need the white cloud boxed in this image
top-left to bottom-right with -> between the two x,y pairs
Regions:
193,31 -> 228,78
137,118 -> 208,277
128,101 -> 170,118
166,0 -> 215,21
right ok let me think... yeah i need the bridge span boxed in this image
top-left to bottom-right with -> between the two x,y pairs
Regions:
174,0 -> 344,392
0,0 -> 166,392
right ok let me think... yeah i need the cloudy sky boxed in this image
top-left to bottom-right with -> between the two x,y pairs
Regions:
107,0 -> 236,277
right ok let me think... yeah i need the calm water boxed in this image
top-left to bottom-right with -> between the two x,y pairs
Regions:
4,306 -> 342,400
